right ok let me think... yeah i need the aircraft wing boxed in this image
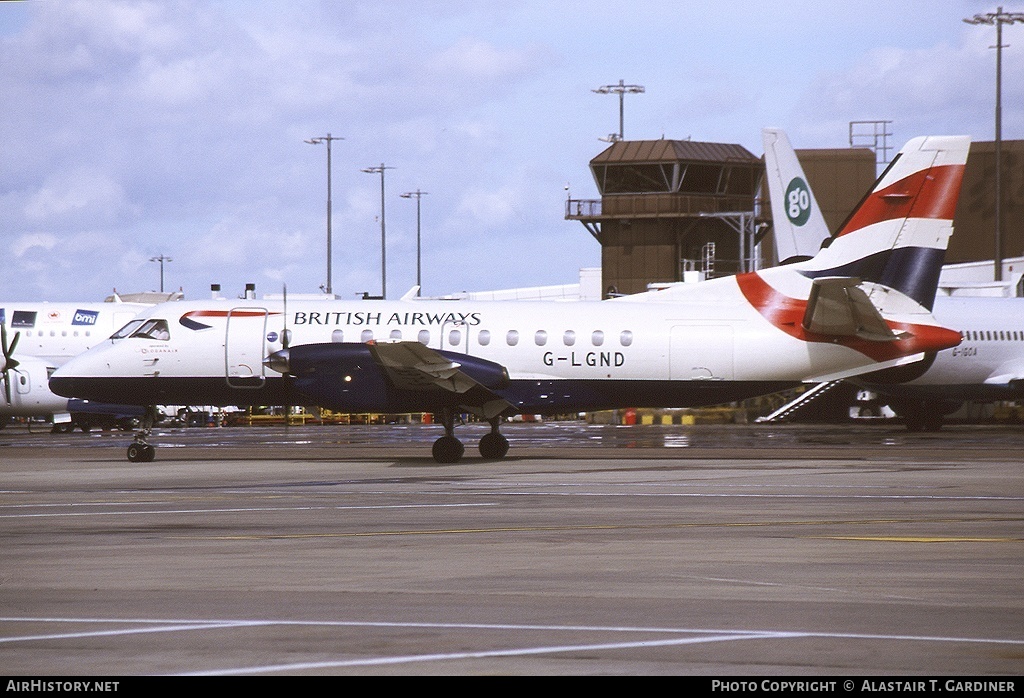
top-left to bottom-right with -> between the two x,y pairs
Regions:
802,277 -> 903,342
983,363 -> 1024,392
366,341 -> 514,420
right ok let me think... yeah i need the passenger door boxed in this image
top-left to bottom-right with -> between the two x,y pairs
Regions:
225,308 -> 268,388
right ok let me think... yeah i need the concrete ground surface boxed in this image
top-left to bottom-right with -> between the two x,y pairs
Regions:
1,421 -> 1022,676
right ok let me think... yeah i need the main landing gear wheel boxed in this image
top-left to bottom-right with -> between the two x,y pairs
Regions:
127,442 -> 155,462
477,416 -> 510,460
432,435 -> 465,463
478,428 -> 509,460
431,407 -> 465,463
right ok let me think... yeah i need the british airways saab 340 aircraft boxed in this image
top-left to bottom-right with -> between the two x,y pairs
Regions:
51,134 -> 970,462
762,128 -> 1024,430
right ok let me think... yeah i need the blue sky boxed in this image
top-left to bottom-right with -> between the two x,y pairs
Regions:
2,0 -> 1022,302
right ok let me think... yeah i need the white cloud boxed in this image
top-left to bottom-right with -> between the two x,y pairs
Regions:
1,0 -> 1022,302
23,168 -> 132,227
12,233 -> 58,258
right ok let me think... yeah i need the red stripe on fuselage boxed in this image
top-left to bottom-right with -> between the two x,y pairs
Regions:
735,272 -> 961,361
837,163 -> 965,237
183,310 -> 281,318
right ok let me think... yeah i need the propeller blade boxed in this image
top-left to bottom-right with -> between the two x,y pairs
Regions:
282,283 -> 289,349
281,283 -> 290,427
1,325 -> 20,371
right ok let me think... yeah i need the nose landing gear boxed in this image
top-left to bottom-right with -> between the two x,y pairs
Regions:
126,406 -> 158,463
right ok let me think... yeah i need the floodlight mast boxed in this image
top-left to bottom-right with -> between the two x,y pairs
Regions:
362,163 -> 395,299
400,190 -> 428,296
963,7 -> 1024,282
305,133 -> 344,295
149,254 -> 172,293
593,79 -> 645,141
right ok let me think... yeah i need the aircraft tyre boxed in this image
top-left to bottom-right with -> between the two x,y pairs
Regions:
479,432 -> 509,459
895,399 -> 958,432
127,443 -> 156,463
432,435 -> 464,464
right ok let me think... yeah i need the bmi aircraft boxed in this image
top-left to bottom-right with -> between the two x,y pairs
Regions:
762,127 -> 1024,430
1,300 -> 150,429
51,134 -> 971,462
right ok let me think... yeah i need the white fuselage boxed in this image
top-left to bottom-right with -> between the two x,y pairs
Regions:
895,296 -> 1024,397
49,269 -> 956,416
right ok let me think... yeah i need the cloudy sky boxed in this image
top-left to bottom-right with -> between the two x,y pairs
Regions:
2,0 -> 1022,302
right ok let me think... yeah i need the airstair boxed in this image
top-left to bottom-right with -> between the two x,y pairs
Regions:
755,380 -> 845,423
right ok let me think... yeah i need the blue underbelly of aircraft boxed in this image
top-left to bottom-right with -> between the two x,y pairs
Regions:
51,375 -> 799,415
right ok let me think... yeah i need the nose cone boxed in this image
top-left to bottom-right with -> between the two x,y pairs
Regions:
49,349 -> 113,400
49,360 -> 88,398
264,348 -> 290,374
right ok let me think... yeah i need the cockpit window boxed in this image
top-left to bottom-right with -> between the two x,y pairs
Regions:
133,319 -> 171,340
111,319 -> 145,339
113,319 -> 170,341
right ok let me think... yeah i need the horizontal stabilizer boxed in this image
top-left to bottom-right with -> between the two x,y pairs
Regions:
802,277 -> 903,342
808,352 -> 926,383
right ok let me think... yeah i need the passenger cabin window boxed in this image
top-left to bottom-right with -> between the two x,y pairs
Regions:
418,329 -> 430,345
390,329 -> 402,340
448,329 -> 462,346
506,330 -> 520,346
535,330 -> 548,346
360,329 -> 374,342
478,330 -> 491,346
591,330 -> 605,346
563,330 -> 576,346
332,329 -> 344,343
620,330 -> 634,347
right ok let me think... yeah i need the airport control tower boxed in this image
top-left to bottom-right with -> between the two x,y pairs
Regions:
566,139 -> 766,297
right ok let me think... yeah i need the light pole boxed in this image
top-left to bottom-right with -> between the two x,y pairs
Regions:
964,7 -> 1024,282
400,189 -> 428,296
305,133 -> 343,295
593,79 -> 645,141
362,163 -> 394,299
149,254 -> 172,293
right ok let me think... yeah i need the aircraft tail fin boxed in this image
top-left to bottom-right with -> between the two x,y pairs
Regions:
738,134 -> 969,361
762,127 -> 832,263
789,134 -> 970,313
